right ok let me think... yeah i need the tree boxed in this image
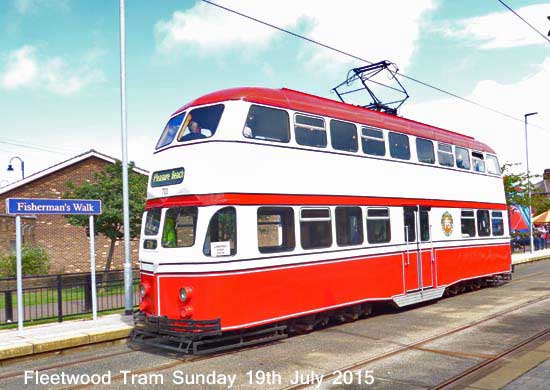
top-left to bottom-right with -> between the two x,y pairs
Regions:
0,246 -> 51,277
502,162 -> 549,215
64,162 -> 147,272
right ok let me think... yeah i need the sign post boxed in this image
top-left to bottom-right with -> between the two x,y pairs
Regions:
15,216 -> 23,332
6,198 -> 102,330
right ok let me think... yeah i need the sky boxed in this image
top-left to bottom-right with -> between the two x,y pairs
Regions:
0,0 -> 549,186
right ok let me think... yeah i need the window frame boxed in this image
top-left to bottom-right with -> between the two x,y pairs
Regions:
455,146 -> 471,170
335,206 -> 364,247
294,113 -> 327,148
388,131 -> 411,160
257,207 -> 296,254
360,126 -> 386,156
299,207 -> 333,250
416,138 -> 435,164
477,209 -> 491,237
366,207 -> 391,244
437,143 -> 454,167
242,104 -> 291,143
461,209 -> 476,238
472,151 -> 486,173
177,104 -> 225,142
491,211 -> 504,236
203,206 -> 237,257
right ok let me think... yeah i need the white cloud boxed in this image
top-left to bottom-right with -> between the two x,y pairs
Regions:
155,0 -> 436,71
0,45 -> 104,95
435,4 -> 550,49
403,57 -> 550,175
1,45 -> 38,89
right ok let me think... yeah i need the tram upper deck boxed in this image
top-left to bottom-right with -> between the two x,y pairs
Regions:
147,87 -> 504,208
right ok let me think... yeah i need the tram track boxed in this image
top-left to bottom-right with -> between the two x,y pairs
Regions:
283,292 -> 550,390
0,266 -> 547,388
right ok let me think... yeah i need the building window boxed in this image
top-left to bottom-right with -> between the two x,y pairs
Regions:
203,207 -> 237,256
416,138 -> 435,164
367,208 -> 391,244
491,211 -> 504,236
438,143 -> 454,167
179,104 -> 225,142
361,127 -> 385,156
243,105 -> 290,143
335,207 -> 363,246
300,208 -> 332,249
472,152 -> 486,173
156,111 -> 186,149
461,210 -> 476,237
389,132 -> 410,160
330,120 -> 358,152
486,154 -> 501,175
477,210 -> 491,237
455,146 -> 471,170
162,207 -> 198,248
257,207 -> 295,253
294,114 -> 327,148
144,209 -> 161,236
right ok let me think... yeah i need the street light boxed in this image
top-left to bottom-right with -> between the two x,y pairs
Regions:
524,112 -> 538,254
7,156 -> 25,180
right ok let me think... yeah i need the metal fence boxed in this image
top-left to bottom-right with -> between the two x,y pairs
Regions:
0,269 -> 140,325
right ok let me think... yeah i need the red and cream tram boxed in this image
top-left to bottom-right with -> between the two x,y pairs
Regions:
133,87 -> 511,353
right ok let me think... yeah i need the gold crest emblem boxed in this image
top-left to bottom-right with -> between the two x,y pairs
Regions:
441,212 -> 453,236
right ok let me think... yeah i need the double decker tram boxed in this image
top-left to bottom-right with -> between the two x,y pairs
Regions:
133,87 -> 511,354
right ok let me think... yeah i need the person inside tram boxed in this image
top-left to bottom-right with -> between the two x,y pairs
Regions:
163,217 -> 177,248
243,113 -> 256,138
181,121 -> 212,141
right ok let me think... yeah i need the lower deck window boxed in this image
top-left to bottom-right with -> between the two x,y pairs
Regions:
162,207 -> 198,248
336,207 -> 363,246
300,208 -> 332,249
203,207 -> 237,256
477,210 -> 491,237
367,208 -> 391,244
491,211 -> 504,236
461,210 -> 476,237
257,207 -> 295,253
144,209 -> 161,236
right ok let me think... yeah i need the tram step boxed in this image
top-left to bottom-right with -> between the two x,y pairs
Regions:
392,287 -> 446,307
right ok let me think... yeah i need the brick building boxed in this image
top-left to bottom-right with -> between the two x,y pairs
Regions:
0,150 -> 148,274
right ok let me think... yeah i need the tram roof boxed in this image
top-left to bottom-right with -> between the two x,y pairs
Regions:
173,87 -> 495,153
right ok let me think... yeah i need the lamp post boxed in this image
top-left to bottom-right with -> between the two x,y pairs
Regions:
524,112 -> 538,254
7,156 -> 25,180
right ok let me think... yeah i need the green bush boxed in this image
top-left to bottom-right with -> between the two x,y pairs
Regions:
0,246 -> 51,277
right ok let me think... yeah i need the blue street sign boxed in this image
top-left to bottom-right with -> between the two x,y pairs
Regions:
6,198 -> 102,215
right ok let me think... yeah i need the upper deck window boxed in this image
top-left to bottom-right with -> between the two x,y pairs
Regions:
472,152 -> 485,173
178,104 -> 224,142
389,132 -> 410,160
486,154 -> 501,175
156,111 -> 186,149
416,138 -> 435,164
295,114 -> 327,148
455,146 -> 471,170
361,127 -> 385,156
437,143 -> 454,167
243,105 -> 290,143
330,120 -> 358,152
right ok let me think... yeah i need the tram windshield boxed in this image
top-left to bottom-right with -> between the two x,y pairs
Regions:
178,104 -> 225,142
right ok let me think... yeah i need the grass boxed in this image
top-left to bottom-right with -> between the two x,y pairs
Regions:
0,282 -> 139,309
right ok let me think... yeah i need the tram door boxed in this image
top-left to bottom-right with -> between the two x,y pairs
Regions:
403,207 -> 433,291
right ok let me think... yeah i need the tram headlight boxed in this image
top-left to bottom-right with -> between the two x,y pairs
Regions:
179,287 -> 193,302
139,283 -> 150,298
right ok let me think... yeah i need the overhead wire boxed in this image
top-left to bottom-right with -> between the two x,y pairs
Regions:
201,0 -> 548,131
496,0 -> 550,44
